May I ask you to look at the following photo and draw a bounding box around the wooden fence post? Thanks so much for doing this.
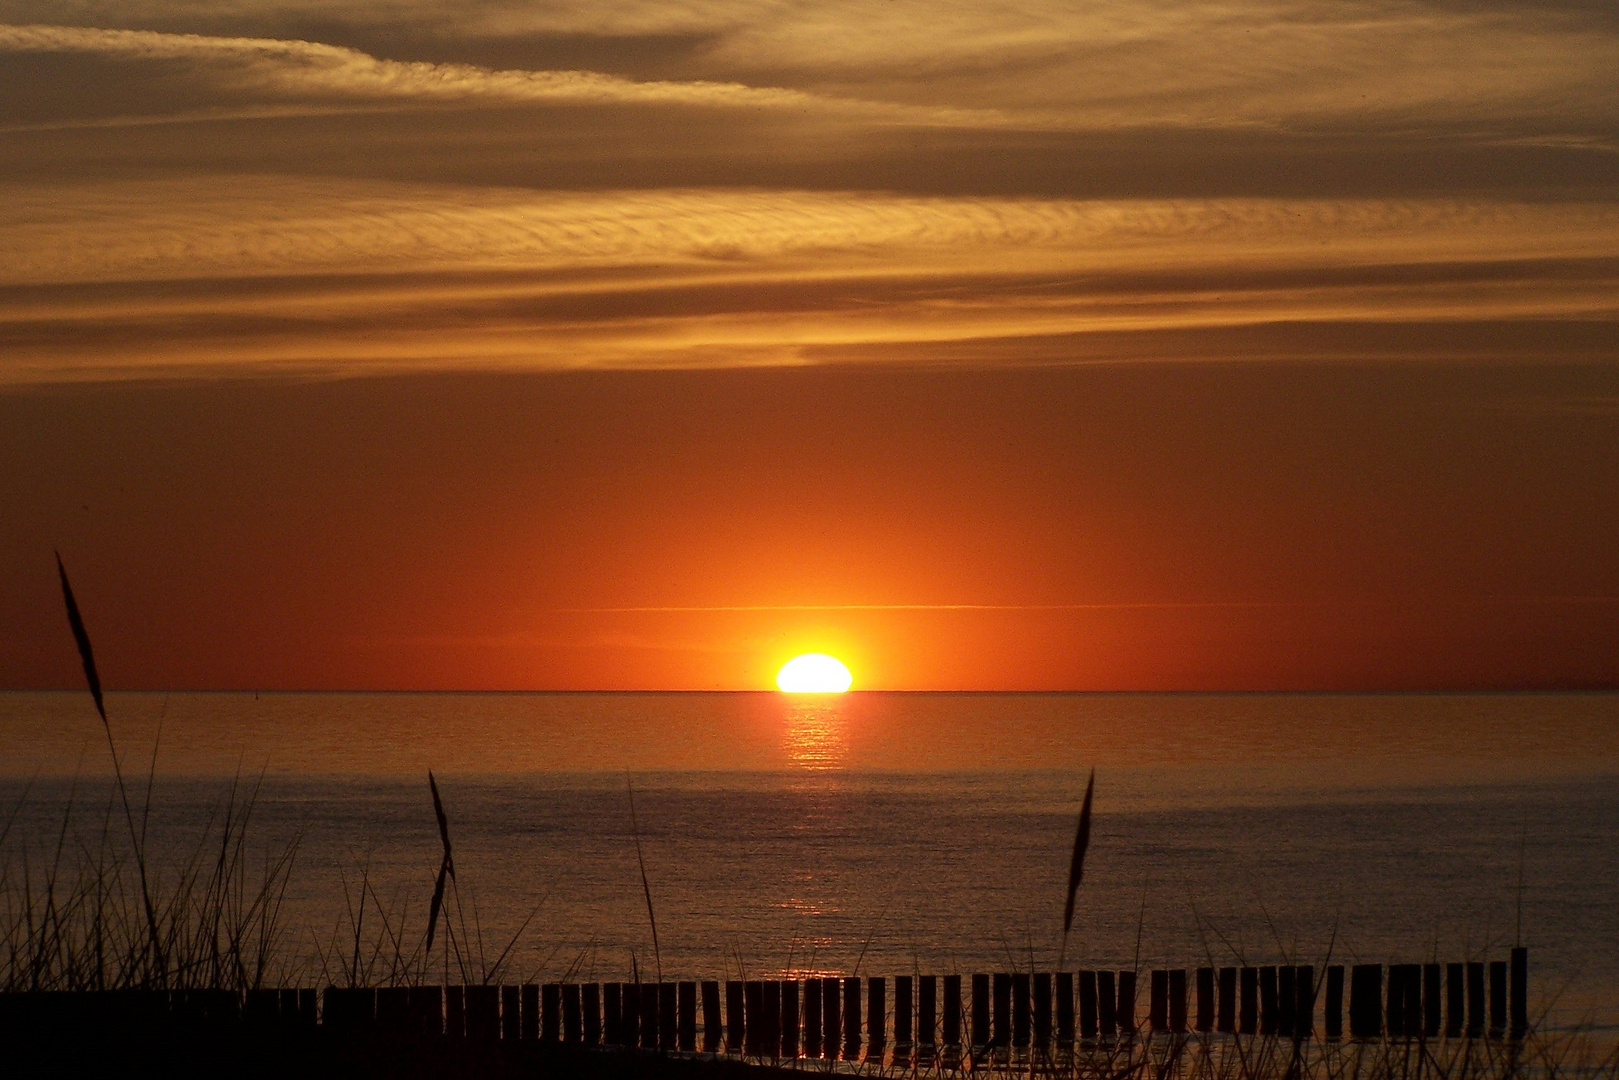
[781,978,798,1059]
[1296,966,1314,1039]
[1424,965,1441,1038]
[412,986,442,1037]
[1277,967,1296,1037]
[992,973,1011,1050]
[744,982,763,1056]
[822,977,841,1058]
[868,977,886,1061]
[1012,973,1030,1051]
[701,981,721,1052]
[563,984,581,1043]
[542,983,561,1042]
[1169,970,1188,1034]
[612,983,627,1048]
[1466,963,1485,1037]
[1117,972,1136,1038]
[1405,966,1424,1038]
[602,983,619,1045]
[584,983,601,1044]
[1150,970,1168,1033]
[1510,948,1527,1039]
[971,974,989,1052]
[1489,961,1507,1036]
[1054,972,1074,1047]
[943,974,962,1050]
[675,981,696,1053]
[523,984,540,1042]
[278,988,299,1029]
[640,983,660,1050]
[502,986,520,1042]
[1349,965,1381,1040]
[920,974,938,1052]
[1324,966,1343,1040]
[1239,968,1258,1034]
[842,977,861,1061]
[760,981,780,1059]
[660,983,678,1052]
[803,978,822,1058]
[1445,964,1463,1039]
[1033,973,1051,1053]
[446,986,465,1039]
[1386,965,1406,1038]
[726,981,744,1053]
[895,975,914,1057]
[1196,968,1214,1032]
[377,987,409,1030]
[1259,966,1278,1036]
[466,985,498,1042]
[1218,967,1237,1034]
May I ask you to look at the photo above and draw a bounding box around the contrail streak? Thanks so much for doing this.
[549,595,1619,614]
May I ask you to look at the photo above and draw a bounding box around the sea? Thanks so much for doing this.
[2,691,1616,1038]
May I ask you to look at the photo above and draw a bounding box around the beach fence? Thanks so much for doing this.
[0,950,1531,1071]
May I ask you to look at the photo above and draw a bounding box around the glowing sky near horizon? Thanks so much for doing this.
[1,0,1617,689]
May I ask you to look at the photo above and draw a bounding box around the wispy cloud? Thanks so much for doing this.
[0,23,994,127]
[10,0,1619,134]
[8,180,1619,286]
[2,4,1618,382]
[2,180,1618,381]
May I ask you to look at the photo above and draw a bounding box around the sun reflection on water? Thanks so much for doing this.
[782,698,849,770]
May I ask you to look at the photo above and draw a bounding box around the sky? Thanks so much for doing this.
[2,0,1618,690]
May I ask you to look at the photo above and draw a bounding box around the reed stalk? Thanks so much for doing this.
[1057,768,1095,972]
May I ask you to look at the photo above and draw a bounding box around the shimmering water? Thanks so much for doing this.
[2,692,1616,1034]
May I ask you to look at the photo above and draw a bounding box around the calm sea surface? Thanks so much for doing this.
[2,692,1616,1034]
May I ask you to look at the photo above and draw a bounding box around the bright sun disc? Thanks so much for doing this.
[776,653,853,693]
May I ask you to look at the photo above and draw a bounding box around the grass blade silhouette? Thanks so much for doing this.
[425,771,455,959]
[626,773,661,983]
[1057,767,1095,971]
[56,553,104,724]
[55,552,165,983]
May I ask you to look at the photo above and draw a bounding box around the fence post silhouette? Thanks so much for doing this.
[895,976,914,1059]
[1349,965,1381,1040]
[868,977,886,1062]
[1240,968,1258,1035]
[701,981,721,1052]
[1218,967,1237,1034]
[842,977,861,1061]
[920,974,938,1054]
[1324,966,1343,1040]
[1196,968,1214,1033]
[1117,972,1136,1038]
[584,983,602,1044]
[943,974,962,1054]
[678,981,697,1052]
[1055,972,1074,1048]
[1510,949,1528,1039]
[562,984,579,1043]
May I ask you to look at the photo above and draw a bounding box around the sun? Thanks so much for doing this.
[776,653,853,694]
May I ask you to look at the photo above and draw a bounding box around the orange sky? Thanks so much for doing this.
[4,363,1618,690]
[2,1,1618,689]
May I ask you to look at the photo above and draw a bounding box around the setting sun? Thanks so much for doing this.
[776,653,853,694]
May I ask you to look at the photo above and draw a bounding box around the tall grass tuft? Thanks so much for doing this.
[1058,767,1095,971]
[626,773,661,983]
[424,771,454,959]
[54,553,164,982]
